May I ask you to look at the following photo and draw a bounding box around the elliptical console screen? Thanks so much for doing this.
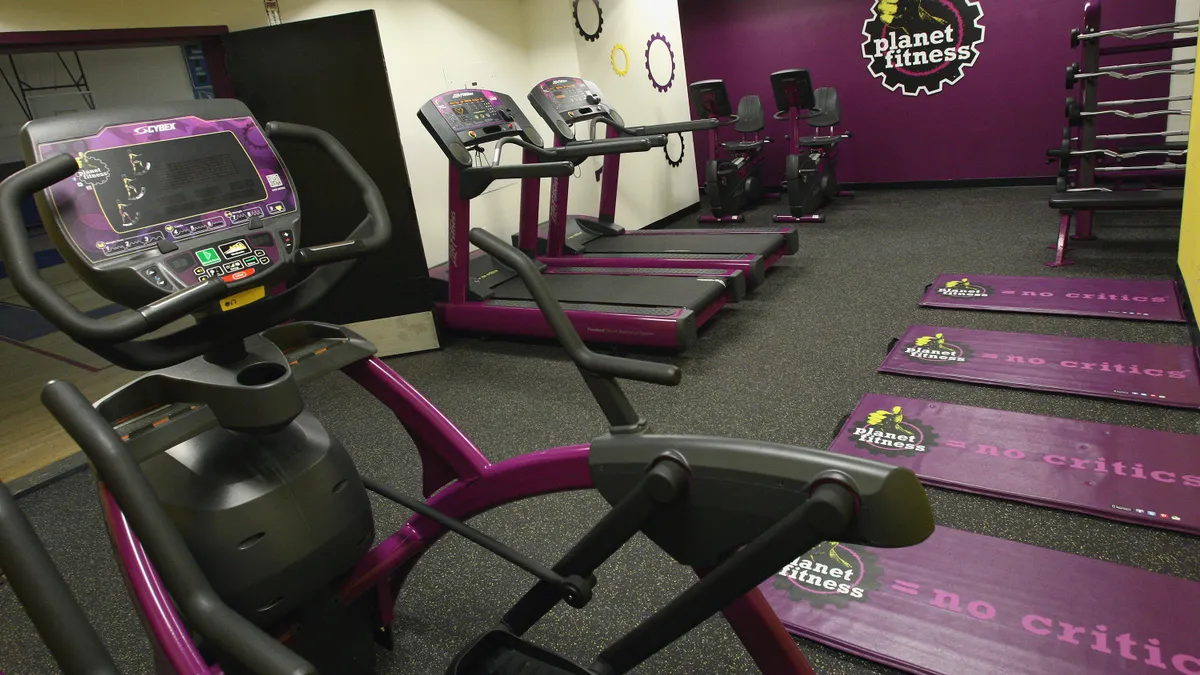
[36,116,297,264]
[432,90,506,132]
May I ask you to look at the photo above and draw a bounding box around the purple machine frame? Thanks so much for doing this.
[99,355,817,675]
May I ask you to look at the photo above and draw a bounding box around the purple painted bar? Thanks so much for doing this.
[598,124,621,223]
[761,527,1200,675]
[921,274,1186,322]
[100,486,211,675]
[880,325,1200,409]
[831,394,1200,535]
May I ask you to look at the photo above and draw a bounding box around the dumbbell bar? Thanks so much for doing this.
[1097,95,1192,108]
[1054,137,1187,174]
[1066,97,1190,126]
[1066,59,1196,88]
[1071,20,1199,48]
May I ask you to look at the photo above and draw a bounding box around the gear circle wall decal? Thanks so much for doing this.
[573,0,603,42]
[664,133,686,167]
[611,44,630,76]
[645,33,676,93]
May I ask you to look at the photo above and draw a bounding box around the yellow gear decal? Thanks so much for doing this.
[611,44,630,76]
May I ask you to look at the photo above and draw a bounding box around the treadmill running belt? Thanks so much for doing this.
[491,273,726,311]
[585,233,782,257]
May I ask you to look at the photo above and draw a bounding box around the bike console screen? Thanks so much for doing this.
[25,104,299,305]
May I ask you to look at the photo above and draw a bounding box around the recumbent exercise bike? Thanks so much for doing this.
[0,98,932,675]
[690,79,772,223]
[770,69,853,224]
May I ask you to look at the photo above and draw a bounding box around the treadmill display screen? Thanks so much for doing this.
[37,116,296,264]
[536,78,592,111]
[432,90,506,132]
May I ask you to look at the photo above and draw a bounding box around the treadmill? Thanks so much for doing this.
[420,88,732,350]
[522,77,801,285]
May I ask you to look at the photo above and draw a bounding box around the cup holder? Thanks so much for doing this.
[237,362,288,386]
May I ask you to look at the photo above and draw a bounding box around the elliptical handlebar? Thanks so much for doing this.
[468,228,681,387]
[40,380,318,675]
[0,156,230,343]
[0,121,391,369]
[265,122,392,268]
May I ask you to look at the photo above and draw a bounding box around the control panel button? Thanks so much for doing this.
[157,240,179,254]
[196,248,221,266]
[280,230,294,253]
[219,239,252,258]
[222,267,256,283]
[143,267,171,289]
[197,275,209,282]
[266,202,285,215]
[223,260,244,273]
[168,255,192,273]
[254,249,266,257]
[248,216,265,230]
[194,267,204,275]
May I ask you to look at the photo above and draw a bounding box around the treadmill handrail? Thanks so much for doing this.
[602,118,719,136]
[469,229,681,388]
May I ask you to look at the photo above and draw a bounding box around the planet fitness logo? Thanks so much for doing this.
[848,405,938,457]
[903,332,973,364]
[861,0,985,96]
[773,542,881,608]
[74,153,111,187]
[936,277,991,298]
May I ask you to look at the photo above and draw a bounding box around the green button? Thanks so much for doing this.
[196,248,221,265]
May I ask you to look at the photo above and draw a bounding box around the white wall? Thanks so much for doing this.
[0,47,196,163]
[573,0,700,232]
[282,0,699,268]
[0,0,268,32]
[1170,0,1199,132]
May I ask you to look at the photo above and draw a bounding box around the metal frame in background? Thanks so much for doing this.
[0,51,95,121]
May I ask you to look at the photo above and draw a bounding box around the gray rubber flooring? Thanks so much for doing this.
[1,186,1197,674]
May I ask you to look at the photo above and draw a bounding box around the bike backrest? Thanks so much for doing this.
[808,87,841,128]
[734,95,765,135]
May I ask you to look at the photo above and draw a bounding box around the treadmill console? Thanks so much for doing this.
[770,69,816,113]
[527,77,625,142]
[22,99,298,308]
[418,89,544,167]
[689,80,732,119]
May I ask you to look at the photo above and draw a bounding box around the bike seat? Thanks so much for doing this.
[724,140,766,152]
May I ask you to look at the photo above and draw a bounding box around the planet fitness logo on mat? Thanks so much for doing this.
[903,333,973,364]
[773,543,881,608]
[936,277,990,298]
[861,0,985,96]
[849,406,938,457]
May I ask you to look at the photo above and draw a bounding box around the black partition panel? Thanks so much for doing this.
[221,10,432,326]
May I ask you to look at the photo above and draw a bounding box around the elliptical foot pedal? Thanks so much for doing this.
[447,630,593,675]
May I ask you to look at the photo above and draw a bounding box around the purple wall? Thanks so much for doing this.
[679,0,1178,184]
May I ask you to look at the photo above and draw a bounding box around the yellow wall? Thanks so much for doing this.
[1180,67,1200,328]
[0,0,268,32]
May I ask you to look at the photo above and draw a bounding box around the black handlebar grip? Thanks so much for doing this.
[40,381,317,675]
[468,229,681,386]
[557,138,657,158]
[0,481,121,675]
[481,162,575,180]
[265,121,392,266]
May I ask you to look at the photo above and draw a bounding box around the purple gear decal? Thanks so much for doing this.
[645,33,676,93]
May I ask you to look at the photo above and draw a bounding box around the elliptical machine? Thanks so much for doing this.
[690,79,772,223]
[771,69,853,224]
[0,98,934,675]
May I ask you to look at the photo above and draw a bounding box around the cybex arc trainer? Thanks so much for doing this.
[524,77,801,285]
[0,98,935,675]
